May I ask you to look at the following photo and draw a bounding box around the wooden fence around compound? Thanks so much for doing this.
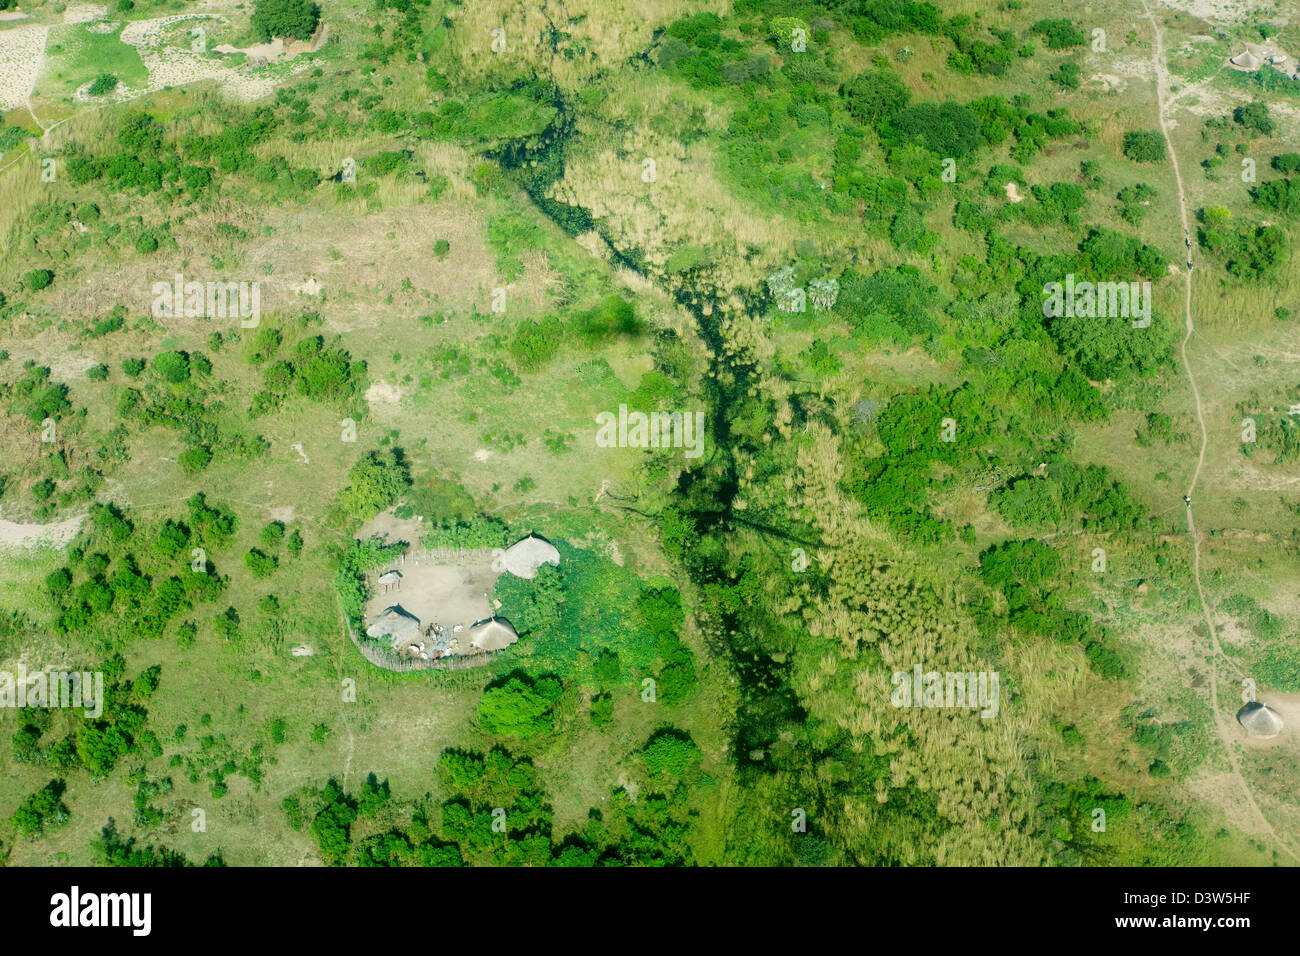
[343,619,499,673]
[403,546,499,566]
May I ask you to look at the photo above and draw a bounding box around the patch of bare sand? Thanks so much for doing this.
[0,23,48,112]
[1003,182,1023,203]
[211,21,327,64]
[357,511,423,545]
[62,4,107,24]
[0,511,85,549]
[365,382,401,406]
[1158,0,1273,23]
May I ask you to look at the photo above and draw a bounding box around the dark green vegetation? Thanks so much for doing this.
[1,0,1297,868]
[251,0,322,42]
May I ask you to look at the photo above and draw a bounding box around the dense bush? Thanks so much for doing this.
[251,0,321,42]
[334,449,410,521]
[1123,130,1166,163]
[477,673,563,738]
[23,269,54,291]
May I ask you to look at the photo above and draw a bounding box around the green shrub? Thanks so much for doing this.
[24,269,54,291]
[1123,130,1166,163]
[88,74,118,97]
[251,0,321,42]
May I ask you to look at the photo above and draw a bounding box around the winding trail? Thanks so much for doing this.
[1141,0,1298,863]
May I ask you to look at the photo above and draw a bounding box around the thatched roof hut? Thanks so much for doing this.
[1237,701,1284,739]
[378,570,402,585]
[1230,50,1262,70]
[495,534,561,579]
[366,605,420,646]
[468,616,518,652]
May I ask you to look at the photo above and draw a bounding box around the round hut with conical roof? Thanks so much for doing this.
[494,534,561,579]
[468,616,519,652]
[1237,701,1284,739]
[1230,49,1262,70]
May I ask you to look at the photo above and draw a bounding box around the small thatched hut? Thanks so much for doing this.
[366,605,421,646]
[468,616,519,652]
[495,534,561,579]
[1230,50,1262,70]
[1237,701,1284,739]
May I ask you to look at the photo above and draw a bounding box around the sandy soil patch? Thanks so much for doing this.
[472,448,491,462]
[0,24,48,112]
[114,14,293,103]
[269,505,295,523]
[0,511,85,550]
[212,23,328,64]
[1159,0,1272,22]
[63,4,107,24]
[1003,182,1023,203]
[364,382,401,406]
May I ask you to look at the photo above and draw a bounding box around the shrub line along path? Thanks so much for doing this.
[1140,0,1298,863]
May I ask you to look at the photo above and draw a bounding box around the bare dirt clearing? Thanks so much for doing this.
[0,511,85,549]
[0,24,48,112]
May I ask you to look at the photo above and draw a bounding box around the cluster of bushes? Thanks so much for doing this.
[66,107,320,199]
[291,734,701,866]
[248,328,367,417]
[836,266,940,343]
[993,458,1146,533]
[1252,160,1300,215]
[115,348,271,477]
[11,656,166,778]
[1040,777,1209,864]
[415,83,557,153]
[1235,390,1300,465]
[656,12,771,89]
[507,296,641,371]
[9,362,71,424]
[251,0,321,42]
[1122,130,1166,163]
[46,500,230,643]
[978,540,1128,679]
[477,671,564,738]
[1198,206,1289,280]
[1030,18,1088,49]
[945,17,1021,76]
[332,448,410,524]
